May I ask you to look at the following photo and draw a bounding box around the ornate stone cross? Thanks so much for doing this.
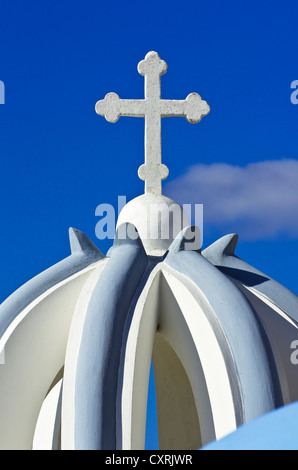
[95,51,210,195]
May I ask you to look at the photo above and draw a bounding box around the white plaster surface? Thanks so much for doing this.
[240,285,298,405]
[32,379,63,450]
[116,194,189,256]
[61,260,108,450]
[160,267,237,442]
[0,263,99,449]
[152,332,202,449]
[119,262,237,450]
[119,266,161,449]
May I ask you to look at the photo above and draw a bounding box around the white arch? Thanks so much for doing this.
[118,263,238,450]
[32,378,63,450]
[0,262,100,449]
[118,266,161,449]
[61,261,108,449]
[159,267,237,443]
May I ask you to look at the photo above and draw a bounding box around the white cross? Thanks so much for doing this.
[95,51,210,195]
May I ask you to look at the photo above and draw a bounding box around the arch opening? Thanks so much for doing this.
[152,331,202,450]
[120,266,238,449]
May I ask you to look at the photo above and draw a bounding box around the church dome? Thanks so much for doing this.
[1,50,298,452]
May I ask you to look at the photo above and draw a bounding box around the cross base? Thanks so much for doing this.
[138,163,169,195]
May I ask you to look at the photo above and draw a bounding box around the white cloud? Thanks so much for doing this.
[164,159,298,240]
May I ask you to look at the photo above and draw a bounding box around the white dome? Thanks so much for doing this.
[116,194,189,256]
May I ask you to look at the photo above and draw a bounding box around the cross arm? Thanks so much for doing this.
[160,93,210,123]
[95,92,146,123]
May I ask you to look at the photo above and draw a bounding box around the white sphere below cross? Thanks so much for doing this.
[116,194,189,256]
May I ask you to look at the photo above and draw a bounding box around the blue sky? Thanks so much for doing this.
[1,0,298,449]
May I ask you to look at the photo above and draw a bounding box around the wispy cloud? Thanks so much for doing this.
[164,159,298,240]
